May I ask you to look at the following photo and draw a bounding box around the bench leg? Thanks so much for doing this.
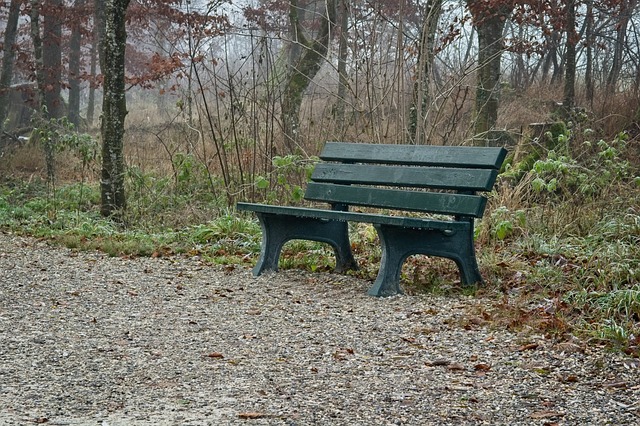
[367,224,482,297]
[253,213,358,276]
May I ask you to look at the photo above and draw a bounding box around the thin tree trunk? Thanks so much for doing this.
[281,0,336,152]
[68,0,85,128]
[334,0,349,134]
[43,0,64,119]
[607,0,637,90]
[87,0,104,126]
[30,0,57,186]
[409,0,442,145]
[0,0,21,132]
[100,0,130,219]
[563,0,576,109]
[86,32,97,126]
[585,0,594,107]
[467,1,510,142]
[30,0,46,109]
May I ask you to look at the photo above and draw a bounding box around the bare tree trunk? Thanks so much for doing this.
[540,31,561,85]
[0,0,21,133]
[100,0,130,219]
[86,33,98,126]
[43,0,64,119]
[563,0,576,110]
[607,0,637,90]
[87,0,104,126]
[334,0,349,135]
[281,0,336,152]
[30,0,46,109]
[30,0,58,186]
[512,23,527,91]
[467,1,510,142]
[585,0,594,107]
[409,0,442,145]
[68,0,86,128]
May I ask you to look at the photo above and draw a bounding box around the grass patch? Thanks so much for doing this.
[0,127,639,356]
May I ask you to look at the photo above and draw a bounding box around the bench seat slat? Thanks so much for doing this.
[311,163,498,191]
[304,183,487,217]
[320,142,507,169]
[236,203,471,231]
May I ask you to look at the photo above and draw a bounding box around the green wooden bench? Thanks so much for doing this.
[237,142,507,297]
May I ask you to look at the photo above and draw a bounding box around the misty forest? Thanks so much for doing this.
[0,0,639,353]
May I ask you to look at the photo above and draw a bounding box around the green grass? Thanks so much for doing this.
[0,130,639,356]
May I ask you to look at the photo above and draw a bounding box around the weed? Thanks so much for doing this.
[1,109,640,355]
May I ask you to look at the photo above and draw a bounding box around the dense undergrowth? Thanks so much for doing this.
[0,125,639,356]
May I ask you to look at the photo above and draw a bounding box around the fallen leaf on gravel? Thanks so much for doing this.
[332,348,354,361]
[206,352,224,358]
[426,359,450,367]
[558,374,579,383]
[602,381,628,389]
[530,411,565,419]
[474,363,491,371]
[468,316,487,326]
[554,342,584,353]
[238,412,267,419]
[447,362,465,371]
[517,343,539,351]
[31,418,49,424]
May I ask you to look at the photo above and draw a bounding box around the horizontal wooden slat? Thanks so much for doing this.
[311,163,498,191]
[304,183,487,217]
[320,142,507,169]
[236,203,471,231]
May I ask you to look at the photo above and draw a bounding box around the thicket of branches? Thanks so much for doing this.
[1,0,640,206]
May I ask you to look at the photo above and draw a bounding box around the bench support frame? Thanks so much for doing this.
[253,212,358,276]
[368,221,481,297]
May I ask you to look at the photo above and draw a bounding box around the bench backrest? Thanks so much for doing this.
[307,142,507,218]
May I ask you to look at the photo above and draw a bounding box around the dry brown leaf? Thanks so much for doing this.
[558,374,579,383]
[530,411,565,419]
[206,352,224,359]
[602,381,627,389]
[447,362,466,371]
[426,359,451,367]
[517,343,539,351]
[238,412,267,419]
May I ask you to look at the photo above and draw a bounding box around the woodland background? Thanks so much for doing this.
[0,0,639,354]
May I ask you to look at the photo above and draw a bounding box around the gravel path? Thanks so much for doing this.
[0,231,638,425]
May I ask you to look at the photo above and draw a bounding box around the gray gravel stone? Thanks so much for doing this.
[0,231,638,425]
